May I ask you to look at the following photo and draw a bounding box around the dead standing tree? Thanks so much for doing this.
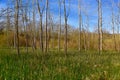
[48,14,54,50]
[15,0,20,55]
[6,1,11,48]
[20,0,29,53]
[78,0,82,52]
[117,0,120,52]
[32,0,37,51]
[58,0,62,51]
[97,0,102,53]
[37,0,45,52]
[45,0,48,52]
[25,5,29,54]
[63,0,70,54]
[82,2,90,51]
[111,0,117,51]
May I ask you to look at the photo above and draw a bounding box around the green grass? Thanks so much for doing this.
[0,49,120,80]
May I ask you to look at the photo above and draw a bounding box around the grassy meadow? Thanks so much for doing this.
[0,49,120,80]
[1,0,120,79]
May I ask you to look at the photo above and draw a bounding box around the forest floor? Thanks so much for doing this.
[0,49,120,80]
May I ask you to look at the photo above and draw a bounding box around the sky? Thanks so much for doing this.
[0,0,119,32]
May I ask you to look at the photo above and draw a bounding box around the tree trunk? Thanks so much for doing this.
[45,0,48,52]
[32,0,37,51]
[15,0,20,55]
[63,0,68,54]
[98,0,102,53]
[6,7,10,48]
[117,1,120,52]
[58,0,61,51]
[37,0,44,52]
[78,0,82,51]
[112,12,117,51]
[40,15,44,52]
[111,1,117,51]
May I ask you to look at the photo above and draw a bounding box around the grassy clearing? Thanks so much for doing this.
[0,49,120,80]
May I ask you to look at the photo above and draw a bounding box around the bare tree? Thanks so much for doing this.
[15,0,20,55]
[58,0,62,51]
[32,0,37,51]
[78,0,82,51]
[45,0,48,52]
[84,9,90,51]
[6,1,10,48]
[63,0,70,54]
[21,0,29,53]
[47,2,53,51]
[98,0,102,53]
[111,0,117,51]
[25,5,29,53]
[48,14,54,50]
[82,26,87,51]
[37,0,45,52]
[117,0,120,52]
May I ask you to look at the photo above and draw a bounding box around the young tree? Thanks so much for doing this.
[48,14,54,50]
[78,0,82,51]
[25,5,29,54]
[58,0,62,51]
[15,0,20,55]
[117,0,120,52]
[63,0,70,54]
[47,2,54,51]
[21,0,29,53]
[37,0,45,52]
[6,1,11,48]
[98,0,102,53]
[82,26,87,51]
[111,0,117,51]
[45,0,49,52]
[84,8,90,51]
[32,0,37,51]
